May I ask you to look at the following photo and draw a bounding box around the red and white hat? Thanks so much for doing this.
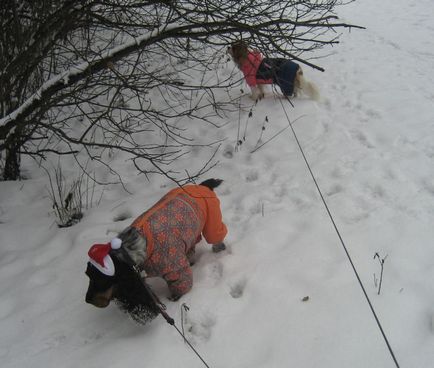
[88,238,122,276]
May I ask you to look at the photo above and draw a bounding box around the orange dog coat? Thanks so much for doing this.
[131,184,227,297]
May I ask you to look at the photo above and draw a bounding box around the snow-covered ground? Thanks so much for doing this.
[1,0,434,367]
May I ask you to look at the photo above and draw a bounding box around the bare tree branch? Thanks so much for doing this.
[0,0,362,182]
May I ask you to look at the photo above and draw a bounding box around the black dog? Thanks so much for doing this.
[85,179,227,322]
[85,249,161,323]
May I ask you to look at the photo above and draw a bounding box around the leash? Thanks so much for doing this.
[141,279,211,368]
[116,247,212,368]
[278,96,401,368]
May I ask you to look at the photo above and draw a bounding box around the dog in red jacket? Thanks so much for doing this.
[228,40,320,101]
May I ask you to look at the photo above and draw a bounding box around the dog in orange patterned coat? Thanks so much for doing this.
[85,179,227,311]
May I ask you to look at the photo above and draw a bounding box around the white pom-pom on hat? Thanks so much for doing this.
[111,237,122,249]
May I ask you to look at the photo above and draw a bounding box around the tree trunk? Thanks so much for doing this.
[3,136,21,180]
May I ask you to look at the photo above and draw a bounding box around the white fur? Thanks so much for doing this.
[249,72,320,102]
[297,74,320,101]
[250,85,265,101]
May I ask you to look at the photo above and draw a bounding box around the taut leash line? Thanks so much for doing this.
[143,281,211,368]
[280,97,400,368]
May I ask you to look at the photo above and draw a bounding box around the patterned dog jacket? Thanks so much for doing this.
[130,184,227,297]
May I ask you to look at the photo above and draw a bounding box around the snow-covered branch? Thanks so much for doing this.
[1,0,362,181]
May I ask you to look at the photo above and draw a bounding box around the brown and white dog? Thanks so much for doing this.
[85,179,227,321]
[228,41,320,101]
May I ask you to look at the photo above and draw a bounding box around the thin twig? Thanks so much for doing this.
[251,115,305,153]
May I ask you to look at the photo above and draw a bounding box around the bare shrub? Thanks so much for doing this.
[45,164,102,227]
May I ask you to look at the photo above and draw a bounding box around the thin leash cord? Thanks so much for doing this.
[279,97,401,368]
[171,322,211,368]
[155,301,211,368]
[135,268,212,368]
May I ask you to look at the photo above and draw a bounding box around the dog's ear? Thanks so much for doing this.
[109,255,160,325]
[110,249,134,276]
[110,248,127,265]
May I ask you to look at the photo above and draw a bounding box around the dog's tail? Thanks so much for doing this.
[200,178,223,191]
[299,74,320,101]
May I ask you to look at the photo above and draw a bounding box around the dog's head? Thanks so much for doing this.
[85,237,159,323]
[227,40,249,67]
[85,238,123,308]
[85,262,117,308]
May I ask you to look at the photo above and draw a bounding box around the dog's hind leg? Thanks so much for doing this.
[250,86,265,101]
[296,69,320,101]
[293,68,302,98]
[165,264,193,300]
[258,84,265,99]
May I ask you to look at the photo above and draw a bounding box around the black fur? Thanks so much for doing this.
[109,255,160,324]
[85,255,159,324]
[85,263,115,296]
[200,178,223,190]
[85,178,225,323]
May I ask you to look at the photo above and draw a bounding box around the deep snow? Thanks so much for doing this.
[1,0,434,367]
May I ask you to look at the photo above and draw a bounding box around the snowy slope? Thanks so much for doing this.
[1,0,434,367]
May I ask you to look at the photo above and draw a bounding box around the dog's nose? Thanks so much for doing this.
[85,289,98,305]
[85,295,110,308]
[85,292,93,304]
[86,288,111,308]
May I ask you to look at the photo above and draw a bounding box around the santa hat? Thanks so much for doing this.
[88,238,122,276]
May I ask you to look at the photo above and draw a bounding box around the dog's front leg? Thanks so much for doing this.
[258,84,265,99]
[250,86,265,101]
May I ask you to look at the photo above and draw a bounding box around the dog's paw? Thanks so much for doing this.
[249,93,264,102]
[250,86,265,102]
[212,242,226,253]
[168,294,182,302]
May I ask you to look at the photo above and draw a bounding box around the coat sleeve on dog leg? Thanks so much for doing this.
[164,265,193,299]
[202,196,228,245]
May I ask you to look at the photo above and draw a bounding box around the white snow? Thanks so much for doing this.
[1,0,434,367]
